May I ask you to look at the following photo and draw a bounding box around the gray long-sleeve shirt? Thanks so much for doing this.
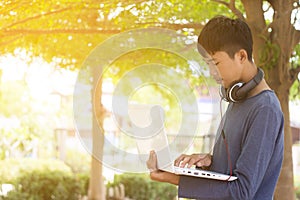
[178,90,284,200]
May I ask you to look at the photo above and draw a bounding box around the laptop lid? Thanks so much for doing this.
[128,104,173,171]
[129,104,237,181]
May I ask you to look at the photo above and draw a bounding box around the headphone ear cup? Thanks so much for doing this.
[221,68,264,103]
[228,82,244,102]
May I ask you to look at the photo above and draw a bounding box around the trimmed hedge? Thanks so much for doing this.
[107,173,177,200]
[0,158,72,184]
[0,159,88,200]
[1,159,177,200]
[3,170,84,200]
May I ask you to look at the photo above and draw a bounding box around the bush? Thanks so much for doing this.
[64,149,91,174]
[0,158,72,184]
[4,170,82,200]
[295,175,300,200]
[0,158,89,200]
[76,172,90,196]
[107,173,177,200]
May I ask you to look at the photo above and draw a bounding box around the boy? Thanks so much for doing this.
[147,15,284,200]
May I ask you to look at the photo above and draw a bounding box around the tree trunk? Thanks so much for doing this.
[88,67,105,200]
[88,156,105,200]
[273,83,296,200]
[241,1,296,199]
[263,45,295,199]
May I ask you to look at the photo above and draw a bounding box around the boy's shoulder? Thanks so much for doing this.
[245,90,282,114]
[230,90,282,115]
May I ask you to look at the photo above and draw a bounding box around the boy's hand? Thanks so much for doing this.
[146,150,159,172]
[146,150,179,185]
[174,153,212,168]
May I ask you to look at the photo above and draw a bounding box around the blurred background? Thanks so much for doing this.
[0,1,300,200]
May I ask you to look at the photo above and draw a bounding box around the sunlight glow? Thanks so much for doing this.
[0,52,77,100]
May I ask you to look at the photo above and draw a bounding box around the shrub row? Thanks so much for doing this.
[3,170,88,200]
[0,159,88,200]
[0,159,177,200]
[107,173,177,200]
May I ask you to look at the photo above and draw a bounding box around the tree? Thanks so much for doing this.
[1,1,299,199]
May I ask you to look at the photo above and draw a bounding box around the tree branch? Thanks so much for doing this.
[0,1,32,14]
[292,28,300,48]
[0,35,23,47]
[211,0,229,7]
[292,5,300,27]
[289,65,300,84]
[3,7,73,29]
[228,0,245,20]
[1,21,204,37]
[136,21,204,29]
[263,3,272,13]
[212,0,245,20]
[266,0,276,10]
[1,28,122,35]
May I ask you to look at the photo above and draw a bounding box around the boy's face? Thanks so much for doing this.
[209,51,244,89]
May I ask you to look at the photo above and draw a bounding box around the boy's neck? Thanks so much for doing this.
[242,63,271,98]
[248,78,271,98]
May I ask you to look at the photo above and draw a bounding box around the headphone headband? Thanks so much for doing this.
[221,68,264,102]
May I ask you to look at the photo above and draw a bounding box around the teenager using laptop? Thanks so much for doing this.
[147,15,284,200]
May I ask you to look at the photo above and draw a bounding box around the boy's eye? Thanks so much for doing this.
[205,59,217,66]
[215,62,220,65]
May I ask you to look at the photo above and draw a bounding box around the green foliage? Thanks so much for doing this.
[0,158,89,200]
[0,78,57,159]
[1,1,109,69]
[64,149,91,174]
[0,0,232,70]
[4,170,83,200]
[106,48,210,94]
[107,173,177,200]
[102,48,214,133]
[295,174,300,200]
[258,37,281,70]
[0,158,72,184]
[290,44,300,100]
[290,79,300,100]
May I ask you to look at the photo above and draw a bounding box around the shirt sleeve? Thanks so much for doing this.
[178,105,284,200]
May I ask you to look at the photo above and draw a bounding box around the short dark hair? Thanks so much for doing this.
[198,15,253,62]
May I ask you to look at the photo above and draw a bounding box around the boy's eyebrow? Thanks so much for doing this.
[204,58,216,63]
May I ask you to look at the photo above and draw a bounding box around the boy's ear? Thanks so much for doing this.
[237,49,248,63]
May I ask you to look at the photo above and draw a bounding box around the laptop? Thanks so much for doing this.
[128,104,237,181]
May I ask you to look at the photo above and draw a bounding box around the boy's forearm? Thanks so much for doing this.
[150,171,180,185]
